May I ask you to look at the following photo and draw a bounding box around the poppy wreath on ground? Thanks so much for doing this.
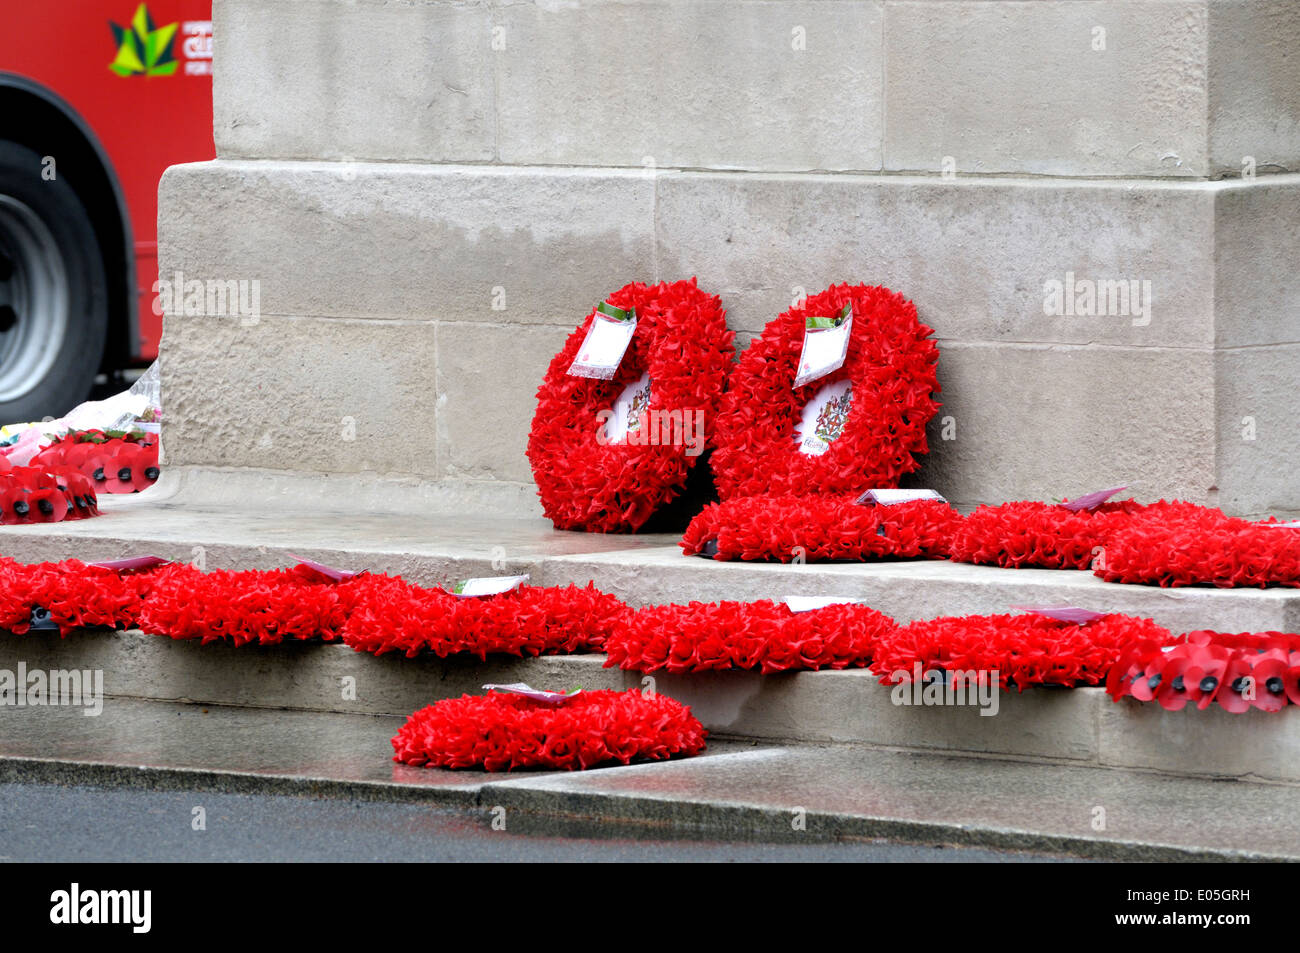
[0,465,100,524]
[871,612,1173,691]
[341,578,629,659]
[946,498,1160,570]
[392,688,707,771]
[709,284,939,501]
[31,430,160,495]
[603,598,897,674]
[0,558,146,635]
[526,278,733,533]
[137,563,371,646]
[681,494,964,562]
[1096,506,1300,588]
[1107,630,1300,712]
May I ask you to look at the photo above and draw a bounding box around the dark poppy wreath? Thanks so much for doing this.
[1097,507,1300,588]
[31,430,160,495]
[709,283,939,501]
[603,598,897,674]
[1108,630,1300,712]
[526,278,733,533]
[681,495,963,562]
[392,688,707,771]
[341,577,629,659]
[872,612,1173,690]
[0,465,101,524]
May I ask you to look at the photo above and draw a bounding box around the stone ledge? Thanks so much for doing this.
[4,627,1297,784]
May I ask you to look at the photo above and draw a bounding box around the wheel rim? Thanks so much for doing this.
[0,196,70,404]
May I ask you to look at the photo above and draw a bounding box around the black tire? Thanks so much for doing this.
[0,139,108,422]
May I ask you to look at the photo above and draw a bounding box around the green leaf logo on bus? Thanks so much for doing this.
[108,4,179,77]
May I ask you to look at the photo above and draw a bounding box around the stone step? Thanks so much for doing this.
[4,486,1297,633]
[5,625,1296,786]
[2,697,1293,861]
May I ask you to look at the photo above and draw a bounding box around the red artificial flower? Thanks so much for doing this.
[0,466,100,524]
[1108,630,1300,713]
[1097,506,1300,588]
[947,498,1155,570]
[709,283,939,501]
[603,598,896,674]
[138,563,368,646]
[681,494,963,562]
[0,557,152,635]
[341,577,630,659]
[526,278,733,532]
[874,612,1172,691]
[32,432,160,495]
[392,688,707,771]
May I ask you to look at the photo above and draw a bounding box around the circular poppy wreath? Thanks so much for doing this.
[603,598,897,674]
[138,563,367,646]
[871,612,1172,691]
[681,495,963,562]
[31,430,160,495]
[0,464,101,524]
[527,278,733,533]
[947,498,1153,570]
[341,577,629,659]
[1097,506,1300,588]
[1108,630,1300,712]
[392,689,707,771]
[0,557,143,635]
[710,283,939,501]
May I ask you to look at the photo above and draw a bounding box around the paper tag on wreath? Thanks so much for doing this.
[1058,486,1128,511]
[288,553,363,581]
[452,574,530,597]
[795,379,853,456]
[1264,520,1300,529]
[784,596,860,613]
[793,304,852,388]
[567,301,637,380]
[1010,605,1109,624]
[482,682,582,705]
[603,372,651,445]
[857,489,948,506]
[88,555,171,571]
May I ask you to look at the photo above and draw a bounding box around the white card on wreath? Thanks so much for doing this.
[567,303,637,380]
[793,305,852,389]
[482,682,582,704]
[795,378,853,456]
[603,372,651,445]
[785,596,860,613]
[453,574,530,597]
[857,488,948,506]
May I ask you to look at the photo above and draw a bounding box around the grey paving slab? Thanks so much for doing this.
[0,699,1288,860]
[489,743,1300,861]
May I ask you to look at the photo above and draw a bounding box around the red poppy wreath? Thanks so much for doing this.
[603,598,897,674]
[1107,629,1300,712]
[1096,506,1300,588]
[392,688,707,771]
[872,612,1173,690]
[681,494,963,562]
[710,283,939,501]
[947,498,1153,570]
[341,577,629,659]
[527,278,733,533]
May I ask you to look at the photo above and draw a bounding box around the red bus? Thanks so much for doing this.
[0,1,213,421]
